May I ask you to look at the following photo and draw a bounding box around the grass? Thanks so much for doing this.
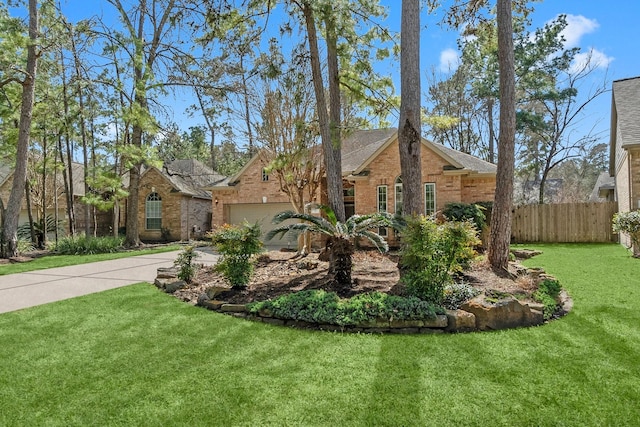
[1,243,639,426]
[0,244,182,276]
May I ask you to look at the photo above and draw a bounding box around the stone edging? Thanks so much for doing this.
[155,266,572,334]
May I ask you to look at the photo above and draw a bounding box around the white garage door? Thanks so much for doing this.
[228,203,299,248]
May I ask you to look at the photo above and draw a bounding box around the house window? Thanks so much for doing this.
[394,176,403,215]
[262,168,269,182]
[377,185,388,236]
[425,183,436,216]
[146,192,162,230]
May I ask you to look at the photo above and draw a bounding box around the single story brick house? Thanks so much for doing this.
[135,159,225,242]
[606,76,640,251]
[209,129,497,246]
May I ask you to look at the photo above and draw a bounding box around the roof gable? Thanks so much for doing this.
[343,129,496,176]
[147,159,226,199]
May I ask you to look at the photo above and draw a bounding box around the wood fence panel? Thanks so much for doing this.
[512,202,618,243]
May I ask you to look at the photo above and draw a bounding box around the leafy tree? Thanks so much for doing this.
[266,206,393,292]
[514,18,609,204]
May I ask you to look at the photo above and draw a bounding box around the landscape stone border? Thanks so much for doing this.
[156,263,572,334]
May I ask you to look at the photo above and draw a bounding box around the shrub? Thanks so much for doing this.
[443,282,480,309]
[174,246,200,283]
[612,210,640,256]
[54,234,125,255]
[248,290,441,326]
[399,216,480,304]
[442,202,487,232]
[533,279,562,320]
[209,222,263,288]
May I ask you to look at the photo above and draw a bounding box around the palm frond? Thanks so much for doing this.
[358,230,389,253]
[272,210,334,231]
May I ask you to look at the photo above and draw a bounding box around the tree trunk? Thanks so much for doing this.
[398,0,423,216]
[325,11,346,223]
[487,97,495,164]
[25,180,37,247]
[3,0,38,258]
[327,236,354,290]
[59,49,76,237]
[302,2,345,222]
[488,0,516,274]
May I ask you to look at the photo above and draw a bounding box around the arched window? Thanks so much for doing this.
[394,176,403,215]
[146,192,162,230]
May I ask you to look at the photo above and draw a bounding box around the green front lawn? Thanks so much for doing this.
[1,243,639,426]
[0,244,182,276]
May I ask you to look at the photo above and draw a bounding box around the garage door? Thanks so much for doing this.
[228,203,299,248]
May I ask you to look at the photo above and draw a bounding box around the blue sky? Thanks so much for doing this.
[51,0,640,146]
[392,1,638,145]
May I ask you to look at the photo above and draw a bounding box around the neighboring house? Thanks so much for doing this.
[209,128,497,246]
[136,159,225,242]
[609,76,640,249]
[589,171,615,202]
[0,161,112,237]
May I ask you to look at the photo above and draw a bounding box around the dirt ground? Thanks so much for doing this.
[173,249,536,305]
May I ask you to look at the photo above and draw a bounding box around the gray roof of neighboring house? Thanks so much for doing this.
[589,171,616,201]
[161,159,226,199]
[0,162,86,196]
[612,77,640,149]
[341,128,496,176]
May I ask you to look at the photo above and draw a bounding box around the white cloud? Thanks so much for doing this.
[559,14,599,48]
[571,48,614,73]
[439,48,460,73]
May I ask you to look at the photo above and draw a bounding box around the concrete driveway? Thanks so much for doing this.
[0,248,219,314]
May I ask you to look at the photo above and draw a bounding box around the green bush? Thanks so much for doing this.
[248,290,441,326]
[210,222,263,288]
[174,246,200,283]
[399,216,480,304]
[533,278,562,320]
[54,234,125,255]
[443,282,480,309]
[442,202,487,232]
[612,210,640,256]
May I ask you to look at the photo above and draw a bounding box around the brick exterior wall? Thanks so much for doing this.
[351,142,496,215]
[137,168,212,241]
[211,156,311,227]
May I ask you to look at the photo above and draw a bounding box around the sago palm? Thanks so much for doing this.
[265,206,393,291]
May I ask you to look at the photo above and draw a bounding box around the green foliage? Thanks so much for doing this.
[533,278,562,320]
[173,246,200,283]
[248,290,440,326]
[442,202,487,231]
[399,216,480,304]
[443,282,480,309]
[210,222,263,288]
[612,210,640,253]
[267,206,393,253]
[268,206,393,287]
[17,215,65,243]
[54,234,125,255]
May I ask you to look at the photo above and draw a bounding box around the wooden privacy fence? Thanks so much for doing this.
[511,202,618,243]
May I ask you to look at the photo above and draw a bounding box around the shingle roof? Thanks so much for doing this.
[341,128,398,173]
[341,128,496,176]
[161,159,226,199]
[612,77,640,149]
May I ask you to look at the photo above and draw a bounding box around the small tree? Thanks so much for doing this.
[210,222,263,288]
[612,211,640,258]
[266,206,393,292]
[399,216,480,304]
